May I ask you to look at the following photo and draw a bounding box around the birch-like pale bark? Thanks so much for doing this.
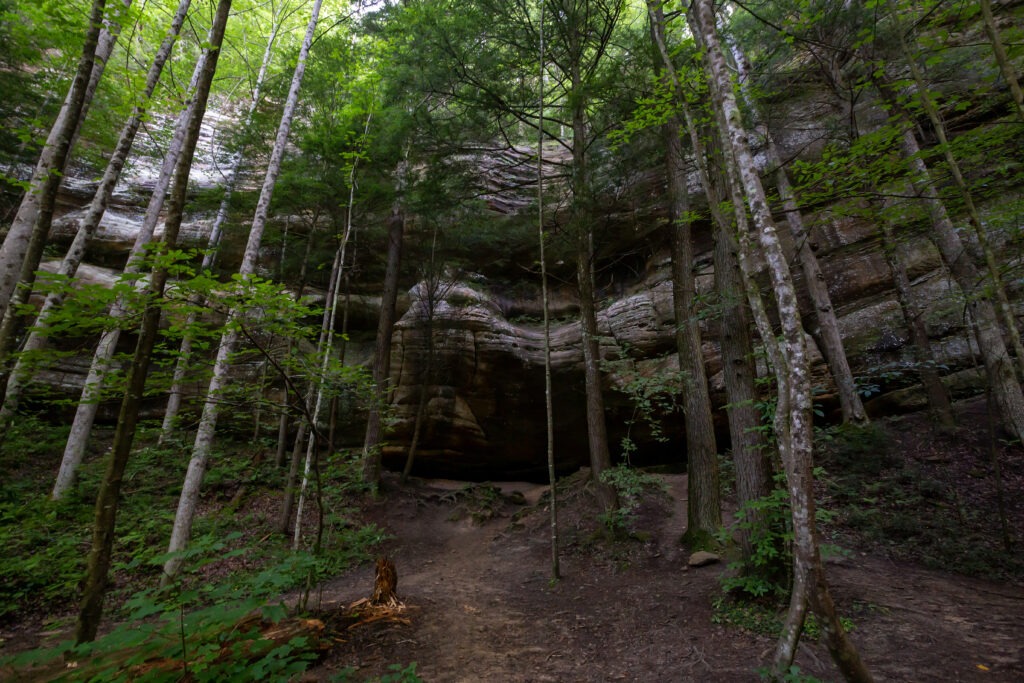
[0,0,193,429]
[51,50,209,500]
[728,41,867,425]
[689,2,873,680]
[293,235,348,549]
[0,0,129,319]
[74,0,229,642]
[163,0,324,583]
[892,121,1024,439]
[160,7,285,440]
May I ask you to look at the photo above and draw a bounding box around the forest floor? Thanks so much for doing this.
[303,400,1024,682]
[2,398,1023,682]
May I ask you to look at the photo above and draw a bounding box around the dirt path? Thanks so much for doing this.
[304,475,1024,682]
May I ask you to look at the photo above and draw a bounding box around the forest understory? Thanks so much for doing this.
[2,395,1021,682]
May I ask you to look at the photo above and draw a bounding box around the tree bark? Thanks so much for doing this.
[664,115,721,544]
[51,46,210,500]
[896,32,1024,381]
[74,0,229,641]
[360,205,405,489]
[0,0,124,319]
[0,0,193,429]
[979,0,1024,121]
[690,2,873,679]
[279,421,307,534]
[649,5,721,544]
[879,218,955,430]
[160,4,285,439]
[729,42,867,425]
[647,0,769,558]
[163,0,324,583]
[870,69,1024,439]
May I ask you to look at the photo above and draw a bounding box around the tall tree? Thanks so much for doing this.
[647,1,768,560]
[159,0,296,440]
[647,2,720,546]
[163,0,326,583]
[538,0,559,579]
[548,0,623,511]
[0,0,194,429]
[74,0,231,643]
[0,0,126,319]
[729,40,868,425]
[50,49,209,500]
[688,2,872,679]
[360,187,405,489]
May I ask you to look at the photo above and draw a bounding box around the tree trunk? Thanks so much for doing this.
[874,85,1024,439]
[0,0,119,319]
[51,49,209,500]
[0,0,193,429]
[279,421,308,534]
[729,41,867,425]
[896,33,1024,381]
[294,229,350,549]
[664,116,722,544]
[370,557,399,606]
[979,0,1024,121]
[163,0,324,583]
[690,2,873,680]
[537,5,559,580]
[361,206,405,489]
[75,0,229,641]
[160,5,285,440]
[879,218,955,430]
[647,0,771,560]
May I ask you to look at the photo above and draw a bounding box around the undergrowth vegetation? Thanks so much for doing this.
[0,414,387,679]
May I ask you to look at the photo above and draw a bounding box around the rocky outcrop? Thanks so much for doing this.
[375,199,1019,478]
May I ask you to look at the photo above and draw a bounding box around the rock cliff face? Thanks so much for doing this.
[378,208,1018,479]
[6,96,1021,480]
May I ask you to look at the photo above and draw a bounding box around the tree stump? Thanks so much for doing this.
[370,556,399,606]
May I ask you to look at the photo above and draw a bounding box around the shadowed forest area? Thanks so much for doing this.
[0,0,1022,681]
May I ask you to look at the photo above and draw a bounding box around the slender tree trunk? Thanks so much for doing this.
[538,3,559,580]
[879,218,955,429]
[0,0,193,429]
[896,32,1024,381]
[650,7,721,544]
[275,412,291,467]
[279,421,307,534]
[647,0,769,558]
[74,0,229,641]
[402,228,441,485]
[51,49,209,500]
[568,55,616,512]
[401,322,433,484]
[872,75,1024,439]
[0,0,123,319]
[360,206,405,489]
[690,3,873,680]
[294,230,350,548]
[163,0,324,583]
[979,0,1024,121]
[160,6,285,439]
[665,116,721,544]
[729,42,867,425]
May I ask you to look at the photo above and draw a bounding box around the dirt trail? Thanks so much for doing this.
[307,474,1024,682]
